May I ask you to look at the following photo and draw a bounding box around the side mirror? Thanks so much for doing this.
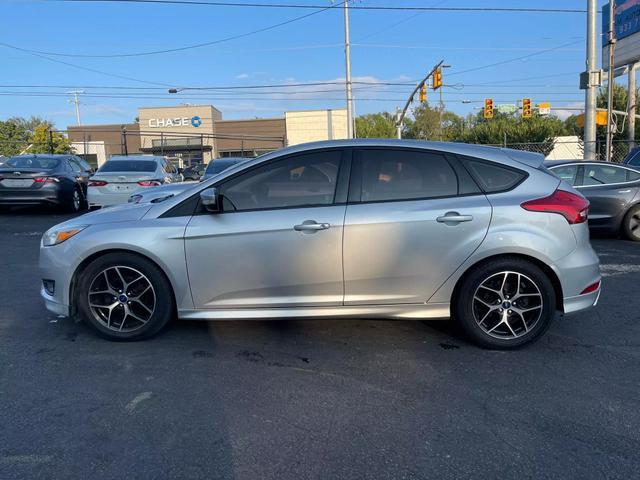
[200,187,219,213]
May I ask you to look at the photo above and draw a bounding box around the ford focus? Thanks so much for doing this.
[39,140,601,349]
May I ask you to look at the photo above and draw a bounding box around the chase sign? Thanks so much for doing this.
[148,116,203,128]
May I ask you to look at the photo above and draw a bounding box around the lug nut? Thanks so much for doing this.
[499,308,504,313]
[508,310,513,315]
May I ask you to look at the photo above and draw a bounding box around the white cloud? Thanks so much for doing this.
[235,73,250,80]
[553,102,584,121]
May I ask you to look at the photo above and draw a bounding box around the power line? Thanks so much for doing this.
[50,1,589,14]
[9,2,343,58]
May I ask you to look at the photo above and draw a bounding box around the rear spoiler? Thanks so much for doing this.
[501,148,545,169]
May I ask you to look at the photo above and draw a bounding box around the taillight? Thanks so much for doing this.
[521,189,590,224]
[88,180,108,187]
[33,177,59,184]
[137,180,162,187]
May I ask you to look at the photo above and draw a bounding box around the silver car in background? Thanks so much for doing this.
[39,140,600,349]
[127,157,247,205]
[87,155,182,209]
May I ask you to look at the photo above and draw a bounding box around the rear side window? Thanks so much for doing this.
[627,169,640,181]
[583,165,627,185]
[354,149,458,202]
[464,159,526,193]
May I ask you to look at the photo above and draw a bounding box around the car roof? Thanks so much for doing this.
[545,159,640,173]
[236,139,545,170]
[108,155,163,161]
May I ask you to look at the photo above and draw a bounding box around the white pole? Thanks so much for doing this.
[628,63,637,150]
[584,0,598,160]
[344,1,354,139]
[606,0,617,161]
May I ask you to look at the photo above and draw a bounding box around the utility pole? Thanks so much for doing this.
[438,64,451,141]
[584,0,598,160]
[396,107,402,139]
[67,90,84,126]
[606,0,617,162]
[628,63,637,150]
[343,0,354,139]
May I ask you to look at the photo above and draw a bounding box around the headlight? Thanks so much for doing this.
[42,225,88,246]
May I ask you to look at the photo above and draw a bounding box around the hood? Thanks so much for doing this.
[53,203,153,231]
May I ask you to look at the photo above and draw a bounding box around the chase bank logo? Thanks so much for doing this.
[191,116,202,127]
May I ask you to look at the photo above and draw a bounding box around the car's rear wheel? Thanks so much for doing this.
[67,187,82,213]
[76,253,174,341]
[622,205,640,242]
[453,257,556,349]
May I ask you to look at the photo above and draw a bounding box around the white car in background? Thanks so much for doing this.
[88,155,182,209]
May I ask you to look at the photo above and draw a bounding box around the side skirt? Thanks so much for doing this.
[178,303,451,321]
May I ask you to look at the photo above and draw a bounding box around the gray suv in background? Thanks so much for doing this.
[39,140,600,349]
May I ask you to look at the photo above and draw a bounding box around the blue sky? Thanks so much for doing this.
[0,0,603,128]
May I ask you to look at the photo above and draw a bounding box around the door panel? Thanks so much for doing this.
[343,195,492,305]
[577,165,637,226]
[185,206,345,308]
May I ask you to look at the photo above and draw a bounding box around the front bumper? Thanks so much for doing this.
[39,240,78,318]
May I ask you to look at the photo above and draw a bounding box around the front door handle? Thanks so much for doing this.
[436,212,474,224]
[294,221,330,232]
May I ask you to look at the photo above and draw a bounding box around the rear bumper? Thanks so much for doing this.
[0,188,62,205]
[87,189,134,207]
[563,286,601,314]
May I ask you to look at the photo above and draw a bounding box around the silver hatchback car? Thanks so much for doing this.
[39,140,601,349]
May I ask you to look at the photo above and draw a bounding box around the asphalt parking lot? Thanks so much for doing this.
[1,209,639,480]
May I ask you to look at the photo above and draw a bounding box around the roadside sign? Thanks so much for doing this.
[538,102,551,116]
[496,104,517,114]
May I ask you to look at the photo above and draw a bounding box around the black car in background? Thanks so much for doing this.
[546,160,640,241]
[0,154,94,212]
[181,163,207,181]
[623,147,640,167]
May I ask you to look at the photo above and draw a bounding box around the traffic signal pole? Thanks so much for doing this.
[395,60,444,139]
[584,0,598,160]
[343,1,354,139]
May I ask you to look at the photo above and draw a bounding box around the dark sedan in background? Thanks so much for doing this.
[546,160,640,241]
[181,163,207,181]
[0,154,93,212]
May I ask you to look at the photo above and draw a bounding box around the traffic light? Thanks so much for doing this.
[433,67,443,90]
[484,98,494,119]
[522,98,533,118]
[419,84,427,103]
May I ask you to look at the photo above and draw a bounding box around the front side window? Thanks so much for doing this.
[355,149,458,202]
[219,150,341,211]
[550,165,579,186]
[68,159,83,173]
[583,165,628,186]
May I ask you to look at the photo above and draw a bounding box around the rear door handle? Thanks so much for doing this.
[436,212,474,224]
[294,221,330,232]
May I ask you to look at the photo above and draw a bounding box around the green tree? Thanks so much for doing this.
[29,124,73,154]
[403,103,462,141]
[355,112,397,138]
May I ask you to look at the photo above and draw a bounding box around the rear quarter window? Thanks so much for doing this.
[463,158,527,193]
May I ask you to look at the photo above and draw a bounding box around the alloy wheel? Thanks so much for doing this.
[629,212,640,239]
[87,266,156,333]
[472,271,543,340]
[72,190,80,211]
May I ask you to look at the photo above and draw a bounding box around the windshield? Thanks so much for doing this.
[206,159,243,175]
[4,156,61,170]
[98,160,157,173]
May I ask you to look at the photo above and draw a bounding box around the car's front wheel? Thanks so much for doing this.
[76,253,174,341]
[453,257,557,349]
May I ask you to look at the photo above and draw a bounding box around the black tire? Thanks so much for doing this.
[67,187,82,213]
[76,252,174,341]
[622,205,640,242]
[453,257,557,350]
